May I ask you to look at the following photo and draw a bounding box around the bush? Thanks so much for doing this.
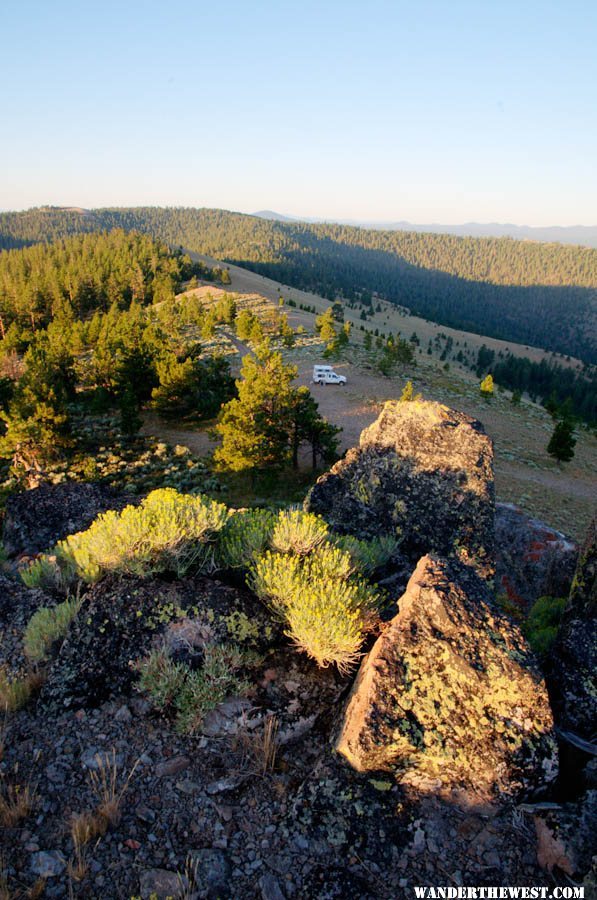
[524,595,567,657]
[270,509,329,556]
[138,644,250,734]
[333,533,399,575]
[23,597,82,662]
[21,488,230,587]
[250,544,378,672]
[217,508,276,569]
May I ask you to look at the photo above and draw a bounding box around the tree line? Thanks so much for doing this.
[0,230,339,485]
[1,207,595,363]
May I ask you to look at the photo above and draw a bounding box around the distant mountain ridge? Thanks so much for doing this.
[253,210,597,248]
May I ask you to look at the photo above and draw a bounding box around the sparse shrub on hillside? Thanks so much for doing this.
[21,488,230,587]
[138,644,251,734]
[270,509,329,556]
[23,597,82,662]
[480,374,494,398]
[251,544,378,672]
[217,508,276,569]
[524,595,567,657]
[399,381,422,403]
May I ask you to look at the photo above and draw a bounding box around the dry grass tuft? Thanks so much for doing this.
[0,667,45,714]
[88,749,140,828]
[233,714,279,776]
[0,780,37,827]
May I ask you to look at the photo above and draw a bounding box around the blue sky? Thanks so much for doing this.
[1,0,596,224]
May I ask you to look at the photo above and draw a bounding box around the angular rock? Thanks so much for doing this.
[533,790,597,881]
[30,850,66,878]
[2,481,129,558]
[335,555,557,802]
[139,867,186,899]
[260,873,286,900]
[550,517,596,740]
[155,755,191,778]
[495,503,578,609]
[306,400,494,571]
[188,848,231,897]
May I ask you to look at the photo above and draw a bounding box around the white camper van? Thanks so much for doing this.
[312,364,347,385]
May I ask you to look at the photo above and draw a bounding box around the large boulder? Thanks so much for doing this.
[495,503,578,610]
[335,555,558,803]
[549,517,596,740]
[2,481,129,558]
[306,400,494,572]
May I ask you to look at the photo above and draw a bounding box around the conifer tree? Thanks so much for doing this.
[214,342,297,472]
[547,419,576,463]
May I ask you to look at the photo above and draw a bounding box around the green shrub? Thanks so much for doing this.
[333,533,399,575]
[524,595,567,657]
[138,644,250,734]
[250,543,378,673]
[23,597,82,662]
[217,508,276,569]
[20,555,65,592]
[270,509,329,555]
[21,488,230,587]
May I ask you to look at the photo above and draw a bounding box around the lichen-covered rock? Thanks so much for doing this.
[549,517,596,740]
[41,574,270,710]
[335,555,557,802]
[306,400,494,572]
[495,503,578,609]
[2,481,130,558]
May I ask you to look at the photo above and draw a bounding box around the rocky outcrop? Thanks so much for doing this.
[335,555,557,802]
[41,574,273,710]
[306,400,494,572]
[495,503,578,609]
[549,517,596,740]
[2,481,130,558]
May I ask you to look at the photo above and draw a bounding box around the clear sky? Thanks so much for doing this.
[1,0,596,225]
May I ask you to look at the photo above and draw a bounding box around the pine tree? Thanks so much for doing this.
[214,343,297,472]
[315,308,336,343]
[547,419,576,463]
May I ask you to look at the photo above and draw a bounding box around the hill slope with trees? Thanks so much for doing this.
[1,206,596,362]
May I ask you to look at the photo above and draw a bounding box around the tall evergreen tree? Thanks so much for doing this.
[547,419,576,463]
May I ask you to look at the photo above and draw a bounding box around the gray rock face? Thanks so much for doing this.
[495,503,578,609]
[2,481,129,558]
[550,517,596,740]
[306,400,494,573]
[335,555,558,803]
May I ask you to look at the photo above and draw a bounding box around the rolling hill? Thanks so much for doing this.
[1,206,596,362]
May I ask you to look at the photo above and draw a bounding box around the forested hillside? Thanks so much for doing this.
[1,207,596,362]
